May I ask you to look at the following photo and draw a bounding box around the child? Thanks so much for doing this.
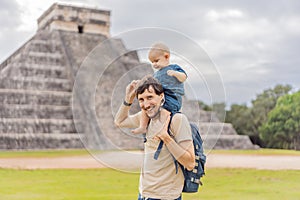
[132,42,187,134]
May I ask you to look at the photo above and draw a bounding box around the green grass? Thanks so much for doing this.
[184,168,300,200]
[0,168,139,200]
[209,148,300,156]
[0,168,299,200]
[0,149,299,199]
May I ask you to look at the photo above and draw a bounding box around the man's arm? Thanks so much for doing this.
[114,80,141,128]
[156,114,195,170]
[114,105,141,128]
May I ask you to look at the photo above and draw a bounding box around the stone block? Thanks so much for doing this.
[0,119,76,133]
[0,89,71,105]
[0,133,83,149]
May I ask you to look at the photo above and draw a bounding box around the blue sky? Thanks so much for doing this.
[1,0,300,106]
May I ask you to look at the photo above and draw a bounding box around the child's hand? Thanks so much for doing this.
[167,70,176,77]
[167,70,187,83]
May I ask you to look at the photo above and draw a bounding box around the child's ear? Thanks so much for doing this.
[164,53,170,59]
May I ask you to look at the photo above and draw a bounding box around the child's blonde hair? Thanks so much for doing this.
[150,42,170,54]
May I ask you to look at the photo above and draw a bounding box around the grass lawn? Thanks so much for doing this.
[210,148,300,156]
[0,168,299,200]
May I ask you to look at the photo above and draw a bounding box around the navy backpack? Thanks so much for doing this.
[154,113,206,193]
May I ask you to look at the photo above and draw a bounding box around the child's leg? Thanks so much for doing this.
[131,110,149,134]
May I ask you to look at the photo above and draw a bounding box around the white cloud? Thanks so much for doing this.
[15,0,60,31]
[205,9,245,21]
[280,15,300,36]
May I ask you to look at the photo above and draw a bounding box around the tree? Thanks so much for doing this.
[260,92,300,150]
[225,84,292,147]
[198,101,212,111]
[225,104,252,135]
[248,84,292,146]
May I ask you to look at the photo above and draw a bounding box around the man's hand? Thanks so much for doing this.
[154,115,171,142]
[125,80,139,103]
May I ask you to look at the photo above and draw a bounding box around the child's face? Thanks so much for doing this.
[148,50,169,70]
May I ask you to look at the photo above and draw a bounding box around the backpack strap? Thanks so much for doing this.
[153,113,179,173]
[153,140,164,160]
[153,113,174,160]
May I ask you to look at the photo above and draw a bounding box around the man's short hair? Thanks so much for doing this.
[136,75,163,98]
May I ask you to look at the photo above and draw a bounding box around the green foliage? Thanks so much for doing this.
[225,104,252,135]
[260,92,300,150]
[226,84,292,147]
[250,84,292,131]
[198,100,212,111]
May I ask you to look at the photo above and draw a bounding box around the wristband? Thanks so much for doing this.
[123,100,132,106]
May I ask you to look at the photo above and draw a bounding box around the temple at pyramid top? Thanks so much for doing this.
[37,3,110,36]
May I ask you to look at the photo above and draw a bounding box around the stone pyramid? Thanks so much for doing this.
[0,3,151,149]
[0,3,256,150]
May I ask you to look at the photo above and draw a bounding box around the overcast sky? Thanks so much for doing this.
[1,0,300,106]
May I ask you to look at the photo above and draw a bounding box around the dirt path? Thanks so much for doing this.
[0,151,300,170]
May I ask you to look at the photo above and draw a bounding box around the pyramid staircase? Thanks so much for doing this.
[0,30,82,149]
[0,28,151,149]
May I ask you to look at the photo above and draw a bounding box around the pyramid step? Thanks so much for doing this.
[27,40,62,53]
[30,40,51,45]
[25,52,64,65]
[34,30,53,39]
[18,65,68,79]
[19,63,66,70]
[203,135,257,150]
[0,89,71,105]
[0,104,73,119]
[1,77,72,91]
[0,118,76,133]
[18,63,66,69]
[0,63,67,79]
[198,122,238,135]
[0,133,83,149]
[27,51,63,58]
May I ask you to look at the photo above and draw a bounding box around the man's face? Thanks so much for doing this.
[137,86,163,118]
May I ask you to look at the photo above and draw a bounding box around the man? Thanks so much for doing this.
[114,76,195,200]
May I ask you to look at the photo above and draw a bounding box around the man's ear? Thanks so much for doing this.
[160,93,164,100]
[160,93,165,105]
